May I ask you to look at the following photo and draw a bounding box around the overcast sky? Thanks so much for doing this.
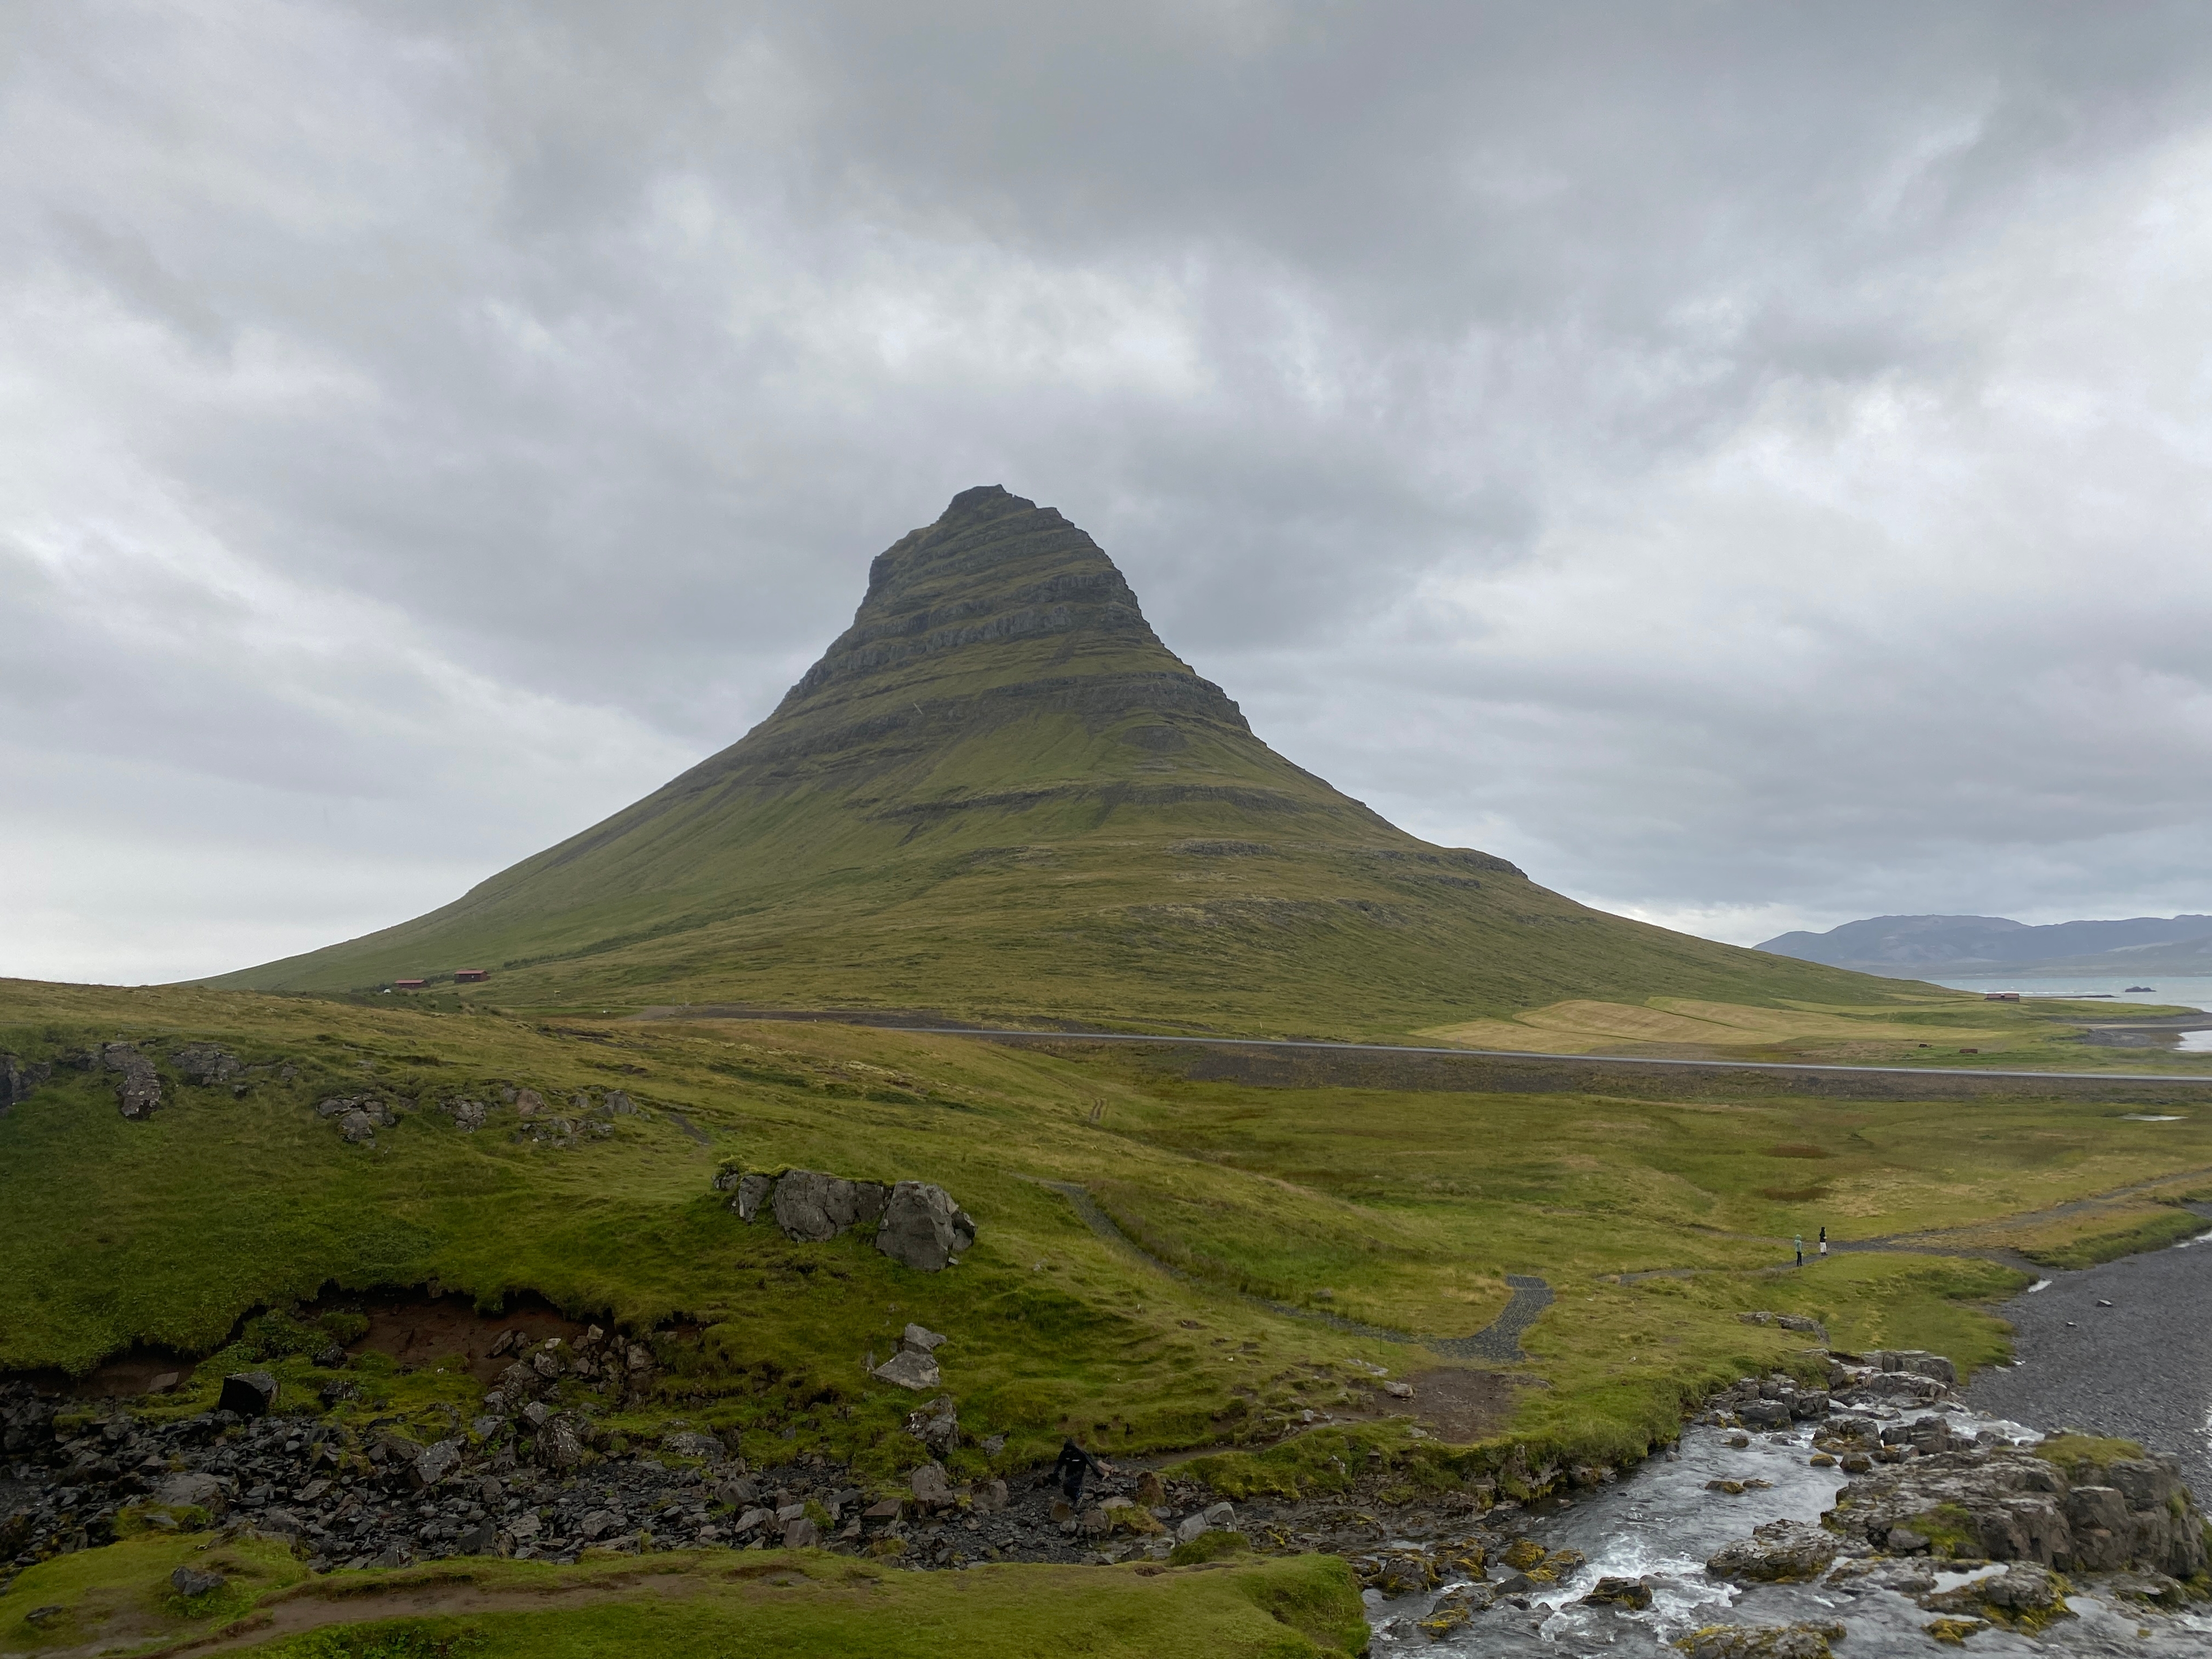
[7,1,2212,984]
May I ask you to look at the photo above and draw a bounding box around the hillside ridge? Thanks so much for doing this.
[209,487,1896,1032]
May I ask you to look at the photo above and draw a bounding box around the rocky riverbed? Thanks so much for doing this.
[1361,1350,2212,1657]
[5,1321,2210,1656]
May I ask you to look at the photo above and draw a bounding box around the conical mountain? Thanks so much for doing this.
[214,486,1883,1033]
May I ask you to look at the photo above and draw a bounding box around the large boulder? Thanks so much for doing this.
[772,1171,891,1243]
[1707,1520,1838,1582]
[874,1181,976,1271]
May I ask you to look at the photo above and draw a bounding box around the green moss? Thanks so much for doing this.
[2032,1433,2149,1478]
[1167,1529,1250,1565]
[1906,1503,1981,1558]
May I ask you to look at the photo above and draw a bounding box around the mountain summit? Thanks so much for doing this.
[217,487,1876,1032]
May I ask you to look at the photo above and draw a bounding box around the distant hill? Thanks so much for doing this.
[210,486,1898,1033]
[1759,913,2212,979]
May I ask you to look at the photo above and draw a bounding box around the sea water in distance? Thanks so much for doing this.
[1925,974,2212,1051]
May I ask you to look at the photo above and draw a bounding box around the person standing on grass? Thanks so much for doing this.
[1794,1234,1804,1268]
[1819,1225,1828,1259]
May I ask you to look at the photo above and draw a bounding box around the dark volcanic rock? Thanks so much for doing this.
[218,1371,278,1417]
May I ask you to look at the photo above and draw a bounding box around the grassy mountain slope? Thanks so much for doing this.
[211,486,1902,1035]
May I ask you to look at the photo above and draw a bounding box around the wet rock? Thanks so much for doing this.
[874,1180,976,1272]
[1351,1549,1437,1594]
[1826,1556,1936,1594]
[1419,1581,1498,1635]
[1584,1574,1656,1609]
[1824,1441,2207,1578]
[1740,1399,1794,1431]
[1707,1519,1839,1582]
[1680,1623,1843,1659]
[1870,1349,1959,1387]
[171,1565,225,1597]
[218,1372,277,1418]
[772,1169,892,1243]
[1921,1560,2069,1623]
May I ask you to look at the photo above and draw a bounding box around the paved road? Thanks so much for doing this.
[642,1006,2212,1086]
[1965,1215,2212,1499]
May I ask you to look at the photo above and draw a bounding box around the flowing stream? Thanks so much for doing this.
[1361,1221,2212,1655]
[1365,1409,2212,1654]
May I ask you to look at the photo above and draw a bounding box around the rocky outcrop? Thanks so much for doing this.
[171,1043,243,1085]
[726,1168,975,1271]
[1823,1440,2209,1578]
[876,1180,976,1271]
[86,1043,162,1119]
[317,1095,398,1145]
[0,1052,52,1113]
[772,1170,890,1243]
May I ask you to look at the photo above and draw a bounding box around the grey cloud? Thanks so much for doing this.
[5,0,2212,980]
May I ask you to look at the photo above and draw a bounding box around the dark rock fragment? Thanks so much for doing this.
[217,1372,276,1418]
[171,1565,224,1597]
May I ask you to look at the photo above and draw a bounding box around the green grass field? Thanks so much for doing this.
[7,978,2209,1486]
[0,1535,1367,1659]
